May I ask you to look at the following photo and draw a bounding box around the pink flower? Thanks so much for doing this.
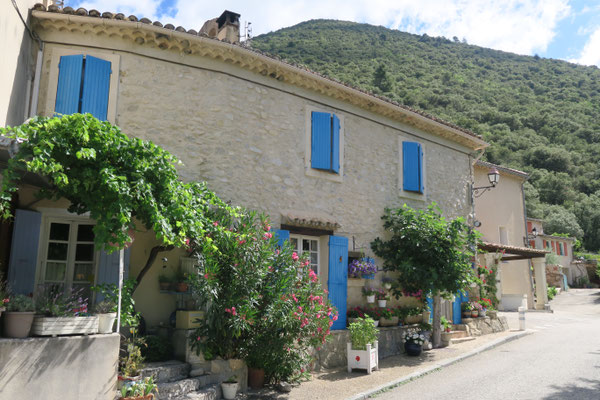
[332,315,338,321]
[263,232,273,240]
[298,306,303,312]
[265,225,271,231]
[238,239,246,245]
[292,252,299,261]
[213,221,219,226]
[303,260,310,266]
[185,238,190,246]
[231,307,237,316]
[204,273,209,279]
[197,336,201,341]
[2,298,9,304]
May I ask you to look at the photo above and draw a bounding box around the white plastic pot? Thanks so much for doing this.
[97,313,117,334]
[366,295,375,303]
[221,382,238,400]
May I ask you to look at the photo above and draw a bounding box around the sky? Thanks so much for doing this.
[68,0,600,66]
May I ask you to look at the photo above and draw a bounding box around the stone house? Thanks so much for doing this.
[473,161,548,310]
[1,4,489,337]
[527,218,587,286]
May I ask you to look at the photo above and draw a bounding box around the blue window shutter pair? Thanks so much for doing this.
[403,141,424,193]
[55,55,111,120]
[311,111,340,173]
[328,235,348,330]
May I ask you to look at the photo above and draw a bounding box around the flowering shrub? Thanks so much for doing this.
[479,298,493,310]
[470,301,483,312]
[188,209,335,383]
[348,258,377,278]
[362,287,377,297]
[5,294,34,312]
[401,289,424,300]
[375,289,389,301]
[402,329,426,345]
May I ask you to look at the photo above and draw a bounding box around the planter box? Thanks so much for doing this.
[379,316,399,327]
[347,340,378,374]
[32,315,99,336]
[176,310,205,329]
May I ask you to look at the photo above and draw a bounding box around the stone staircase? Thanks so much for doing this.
[440,325,475,347]
[140,361,222,400]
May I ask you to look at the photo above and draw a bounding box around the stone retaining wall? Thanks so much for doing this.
[461,316,509,336]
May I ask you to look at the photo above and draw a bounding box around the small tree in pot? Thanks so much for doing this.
[347,317,379,374]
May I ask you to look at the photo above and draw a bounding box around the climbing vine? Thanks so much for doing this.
[0,114,231,289]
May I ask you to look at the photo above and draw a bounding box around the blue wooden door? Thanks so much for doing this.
[452,290,469,324]
[328,235,348,330]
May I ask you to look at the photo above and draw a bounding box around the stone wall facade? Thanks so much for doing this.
[32,27,477,327]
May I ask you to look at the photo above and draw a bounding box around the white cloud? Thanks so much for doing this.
[67,0,571,56]
[570,26,600,66]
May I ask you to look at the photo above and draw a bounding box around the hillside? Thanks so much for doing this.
[252,19,600,251]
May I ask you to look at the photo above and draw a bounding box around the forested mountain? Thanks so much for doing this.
[252,20,600,251]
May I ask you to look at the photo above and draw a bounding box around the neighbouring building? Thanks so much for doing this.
[473,161,548,310]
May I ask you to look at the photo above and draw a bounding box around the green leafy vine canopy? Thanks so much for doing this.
[0,114,226,251]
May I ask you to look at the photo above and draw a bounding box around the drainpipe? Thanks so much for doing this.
[29,41,44,118]
[521,181,535,309]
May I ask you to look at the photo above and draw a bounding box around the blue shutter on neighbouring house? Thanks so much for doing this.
[80,56,112,121]
[7,209,42,295]
[328,235,348,330]
[403,141,423,193]
[55,55,84,115]
[331,114,340,173]
[311,111,332,170]
[272,229,290,247]
[95,248,131,302]
[426,295,433,323]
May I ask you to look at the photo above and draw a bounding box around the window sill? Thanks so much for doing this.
[305,167,343,183]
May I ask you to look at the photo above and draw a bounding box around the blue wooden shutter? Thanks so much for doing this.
[8,209,42,295]
[272,229,290,247]
[55,55,84,115]
[331,114,340,173]
[311,111,332,170]
[96,248,131,302]
[426,295,433,323]
[452,291,462,324]
[81,56,112,121]
[403,141,421,192]
[328,235,348,330]
[418,143,424,193]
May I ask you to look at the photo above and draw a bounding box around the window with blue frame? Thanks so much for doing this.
[55,54,112,121]
[402,141,424,193]
[311,111,340,173]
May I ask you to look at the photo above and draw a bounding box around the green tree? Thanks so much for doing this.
[373,64,395,93]
[371,204,479,348]
[542,205,583,239]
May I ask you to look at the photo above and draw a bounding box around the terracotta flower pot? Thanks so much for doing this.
[175,282,189,292]
[471,310,479,318]
[248,367,265,389]
[3,311,35,338]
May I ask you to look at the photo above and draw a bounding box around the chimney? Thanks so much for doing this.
[199,10,241,43]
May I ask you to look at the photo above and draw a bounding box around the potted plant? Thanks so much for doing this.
[118,377,157,400]
[362,287,376,303]
[375,289,389,307]
[221,375,238,400]
[3,294,35,338]
[461,302,472,318]
[0,275,7,318]
[381,277,393,290]
[32,286,98,336]
[405,307,423,325]
[119,332,145,390]
[95,300,117,334]
[470,301,482,318]
[174,269,189,292]
[347,317,379,374]
[379,307,399,327]
[441,316,452,333]
[347,307,362,325]
[157,273,173,291]
[479,298,492,317]
[402,328,425,356]
[348,258,377,279]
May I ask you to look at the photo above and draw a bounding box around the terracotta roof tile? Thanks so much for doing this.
[30,3,483,141]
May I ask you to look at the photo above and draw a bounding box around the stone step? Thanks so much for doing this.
[442,330,468,340]
[157,376,209,399]
[450,336,476,345]
[170,384,221,400]
[141,360,192,384]
[453,324,468,331]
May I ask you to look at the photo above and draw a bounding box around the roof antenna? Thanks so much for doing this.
[241,21,252,46]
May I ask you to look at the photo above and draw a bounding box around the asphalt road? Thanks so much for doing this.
[374,289,600,400]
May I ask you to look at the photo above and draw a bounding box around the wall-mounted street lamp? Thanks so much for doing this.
[472,167,500,198]
[531,227,538,238]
